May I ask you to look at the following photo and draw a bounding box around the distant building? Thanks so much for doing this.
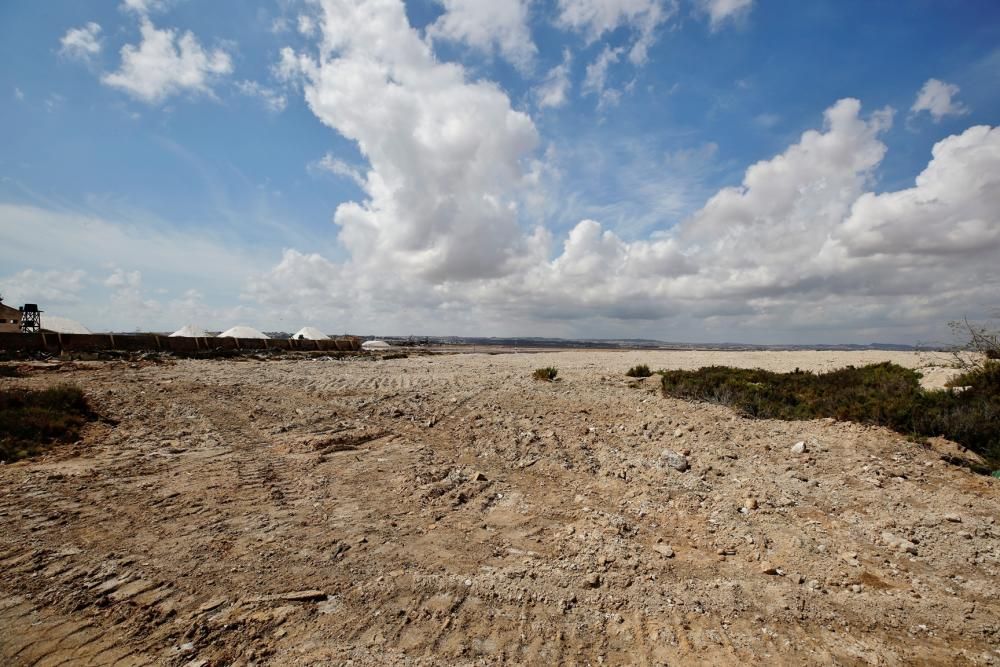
[0,296,23,333]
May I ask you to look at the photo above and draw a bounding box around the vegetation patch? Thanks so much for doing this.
[661,362,1000,469]
[533,367,559,382]
[0,365,21,378]
[626,364,652,378]
[0,385,96,462]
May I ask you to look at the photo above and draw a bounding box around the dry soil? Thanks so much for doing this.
[0,350,998,666]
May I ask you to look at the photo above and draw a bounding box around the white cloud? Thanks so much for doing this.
[308,153,367,187]
[556,0,676,65]
[102,18,233,104]
[0,269,87,305]
[297,14,318,37]
[281,0,539,283]
[120,0,167,14]
[582,45,623,107]
[697,0,754,30]
[236,80,288,113]
[104,268,142,289]
[14,87,25,101]
[427,0,537,71]
[835,125,1000,257]
[59,22,103,62]
[911,78,969,122]
[248,75,1000,341]
[535,50,572,108]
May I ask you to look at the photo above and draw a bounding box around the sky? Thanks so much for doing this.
[0,0,998,343]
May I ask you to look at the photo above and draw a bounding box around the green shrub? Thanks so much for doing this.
[533,367,558,382]
[626,364,652,378]
[661,362,1000,468]
[0,385,95,462]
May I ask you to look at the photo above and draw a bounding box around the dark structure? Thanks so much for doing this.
[19,304,42,333]
[0,296,22,334]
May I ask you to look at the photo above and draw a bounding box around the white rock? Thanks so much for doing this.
[660,450,689,472]
[790,441,807,455]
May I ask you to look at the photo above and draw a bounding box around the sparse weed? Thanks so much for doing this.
[0,385,95,462]
[626,364,652,378]
[533,367,559,382]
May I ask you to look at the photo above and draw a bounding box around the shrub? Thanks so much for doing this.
[381,352,409,360]
[661,362,1000,469]
[0,366,20,378]
[0,385,96,462]
[533,367,558,382]
[626,364,652,378]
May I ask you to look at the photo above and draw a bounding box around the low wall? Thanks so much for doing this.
[0,332,362,354]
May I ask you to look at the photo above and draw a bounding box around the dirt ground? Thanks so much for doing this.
[1,350,998,666]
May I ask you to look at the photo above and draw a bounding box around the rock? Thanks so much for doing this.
[674,429,684,438]
[943,513,962,523]
[652,545,675,558]
[276,590,328,602]
[882,531,918,555]
[744,497,758,510]
[661,450,689,472]
[472,471,488,482]
[840,552,860,567]
[584,572,601,588]
[790,441,807,455]
[760,562,781,575]
[850,584,864,593]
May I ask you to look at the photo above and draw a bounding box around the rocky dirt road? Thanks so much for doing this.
[0,350,997,665]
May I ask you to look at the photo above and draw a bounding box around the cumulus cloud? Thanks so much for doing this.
[280,0,539,283]
[102,18,233,104]
[59,23,103,62]
[428,0,537,71]
[911,78,969,122]
[555,0,675,65]
[835,125,1000,257]
[535,50,573,108]
[697,0,754,30]
[249,48,1000,343]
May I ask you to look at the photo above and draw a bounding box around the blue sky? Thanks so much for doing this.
[1,0,998,343]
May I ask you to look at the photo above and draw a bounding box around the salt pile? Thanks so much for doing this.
[218,326,269,339]
[41,316,92,334]
[362,339,391,350]
[170,325,209,338]
[292,326,329,340]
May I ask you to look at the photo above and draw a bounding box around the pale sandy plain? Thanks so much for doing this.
[0,349,997,666]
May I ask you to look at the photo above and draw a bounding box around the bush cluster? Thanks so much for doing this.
[626,364,652,378]
[533,367,559,381]
[0,385,95,462]
[660,362,1000,469]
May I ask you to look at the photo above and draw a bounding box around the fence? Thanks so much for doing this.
[0,332,362,354]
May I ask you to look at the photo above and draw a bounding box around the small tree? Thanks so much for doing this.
[949,316,1000,372]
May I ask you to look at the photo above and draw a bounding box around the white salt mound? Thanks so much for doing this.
[362,339,391,350]
[41,316,92,334]
[292,326,329,340]
[218,326,269,339]
[170,325,209,338]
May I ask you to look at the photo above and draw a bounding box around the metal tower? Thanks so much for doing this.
[20,304,41,333]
